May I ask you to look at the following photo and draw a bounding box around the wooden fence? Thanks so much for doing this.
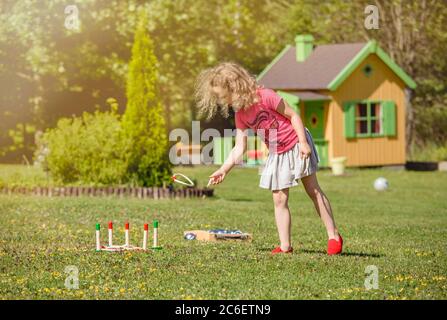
[0,186,214,199]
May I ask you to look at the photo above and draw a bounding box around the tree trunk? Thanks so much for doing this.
[405,88,414,158]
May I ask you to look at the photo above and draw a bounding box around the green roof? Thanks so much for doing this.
[328,40,417,90]
[258,39,416,91]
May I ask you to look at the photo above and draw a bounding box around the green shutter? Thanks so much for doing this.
[382,101,396,136]
[277,91,300,114]
[343,102,356,138]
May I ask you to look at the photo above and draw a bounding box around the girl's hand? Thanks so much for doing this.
[208,168,227,186]
[299,142,311,160]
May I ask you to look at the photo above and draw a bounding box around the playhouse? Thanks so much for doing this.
[257,34,417,167]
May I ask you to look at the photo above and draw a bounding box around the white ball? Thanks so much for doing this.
[374,177,389,191]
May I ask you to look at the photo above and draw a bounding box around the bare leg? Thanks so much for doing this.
[272,188,292,251]
[301,173,339,240]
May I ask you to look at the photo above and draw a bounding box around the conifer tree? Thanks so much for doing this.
[122,11,171,186]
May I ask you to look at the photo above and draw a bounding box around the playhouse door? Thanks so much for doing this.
[304,101,328,167]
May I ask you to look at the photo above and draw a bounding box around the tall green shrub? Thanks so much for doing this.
[122,12,171,186]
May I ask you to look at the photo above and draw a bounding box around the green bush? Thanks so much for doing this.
[122,12,171,187]
[414,104,447,146]
[0,164,51,187]
[42,103,130,185]
[409,141,447,162]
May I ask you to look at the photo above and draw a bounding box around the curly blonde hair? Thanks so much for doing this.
[195,62,260,119]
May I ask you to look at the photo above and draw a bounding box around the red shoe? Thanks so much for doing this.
[271,246,293,255]
[327,234,343,255]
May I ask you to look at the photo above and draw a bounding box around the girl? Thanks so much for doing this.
[195,62,343,255]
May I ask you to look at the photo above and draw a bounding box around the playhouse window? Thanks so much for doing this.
[355,102,383,136]
[362,64,373,77]
[370,103,382,134]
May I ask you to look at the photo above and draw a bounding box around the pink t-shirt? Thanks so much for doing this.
[235,87,298,154]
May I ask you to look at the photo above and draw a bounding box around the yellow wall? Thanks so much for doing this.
[321,53,407,167]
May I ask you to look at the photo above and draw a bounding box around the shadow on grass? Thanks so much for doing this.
[258,247,383,258]
[226,198,254,202]
[207,196,254,202]
[300,248,384,258]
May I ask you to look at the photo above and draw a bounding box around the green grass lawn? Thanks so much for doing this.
[0,164,446,300]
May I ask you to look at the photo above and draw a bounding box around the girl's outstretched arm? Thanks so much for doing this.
[209,128,247,185]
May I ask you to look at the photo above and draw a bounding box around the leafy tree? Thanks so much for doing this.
[0,0,137,161]
[122,11,171,187]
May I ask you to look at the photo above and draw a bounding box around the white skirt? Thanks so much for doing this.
[259,128,320,191]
